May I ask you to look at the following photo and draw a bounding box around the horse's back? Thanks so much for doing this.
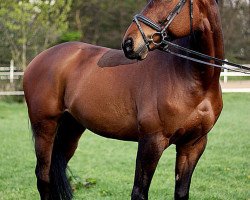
[24,42,105,80]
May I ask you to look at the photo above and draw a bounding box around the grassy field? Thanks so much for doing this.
[0,93,249,200]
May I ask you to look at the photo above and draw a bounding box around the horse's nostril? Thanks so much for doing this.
[122,38,139,59]
[123,38,134,53]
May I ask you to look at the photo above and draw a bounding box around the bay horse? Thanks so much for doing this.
[23,0,224,199]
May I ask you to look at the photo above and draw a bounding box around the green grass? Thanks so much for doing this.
[0,93,249,200]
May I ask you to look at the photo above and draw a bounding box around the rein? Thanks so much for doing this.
[133,0,250,74]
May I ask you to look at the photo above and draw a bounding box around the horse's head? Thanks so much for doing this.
[122,0,213,60]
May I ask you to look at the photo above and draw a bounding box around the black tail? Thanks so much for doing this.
[49,116,73,200]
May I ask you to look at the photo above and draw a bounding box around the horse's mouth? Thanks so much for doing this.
[136,43,149,60]
[125,44,148,61]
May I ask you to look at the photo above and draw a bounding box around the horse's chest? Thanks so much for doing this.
[166,99,218,143]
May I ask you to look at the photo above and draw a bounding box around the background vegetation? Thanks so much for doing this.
[0,93,249,199]
[0,0,249,69]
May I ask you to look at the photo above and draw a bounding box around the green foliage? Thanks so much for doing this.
[68,168,97,191]
[0,93,249,199]
[58,31,82,43]
[68,0,146,49]
[0,0,72,69]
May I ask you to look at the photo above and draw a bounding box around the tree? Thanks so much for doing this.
[0,0,72,69]
[219,0,249,63]
[69,0,146,49]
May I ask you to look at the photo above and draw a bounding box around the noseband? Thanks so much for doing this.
[132,0,250,74]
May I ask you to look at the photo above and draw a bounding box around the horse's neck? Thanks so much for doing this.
[190,7,224,91]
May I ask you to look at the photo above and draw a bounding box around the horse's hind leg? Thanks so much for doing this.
[32,111,84,200]
[32,118,59,200]
[174,136,207,200]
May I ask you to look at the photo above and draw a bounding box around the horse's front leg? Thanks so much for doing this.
[174,135,207,200]
[131,132,168,200]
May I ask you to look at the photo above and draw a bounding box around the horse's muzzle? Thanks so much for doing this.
[122,38,148,60]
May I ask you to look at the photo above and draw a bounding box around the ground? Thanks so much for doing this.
[220,80,250,89]
[0,93,249,200]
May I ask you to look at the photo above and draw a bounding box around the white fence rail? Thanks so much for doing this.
[221,66,250,83]
[0,60,24,96]
[0,91,24,96]
[0,60,24,83]
[0,61,250,95]
[219,64,250,93]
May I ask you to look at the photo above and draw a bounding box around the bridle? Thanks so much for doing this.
[132,0,250,74]
[134,0,191,49]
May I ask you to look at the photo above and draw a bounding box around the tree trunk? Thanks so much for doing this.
[22,42,27,70]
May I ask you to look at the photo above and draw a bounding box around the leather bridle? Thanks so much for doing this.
[132,0,250,73]
[133,0,190,49]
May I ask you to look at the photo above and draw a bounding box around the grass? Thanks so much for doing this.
[0,93,249,200]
